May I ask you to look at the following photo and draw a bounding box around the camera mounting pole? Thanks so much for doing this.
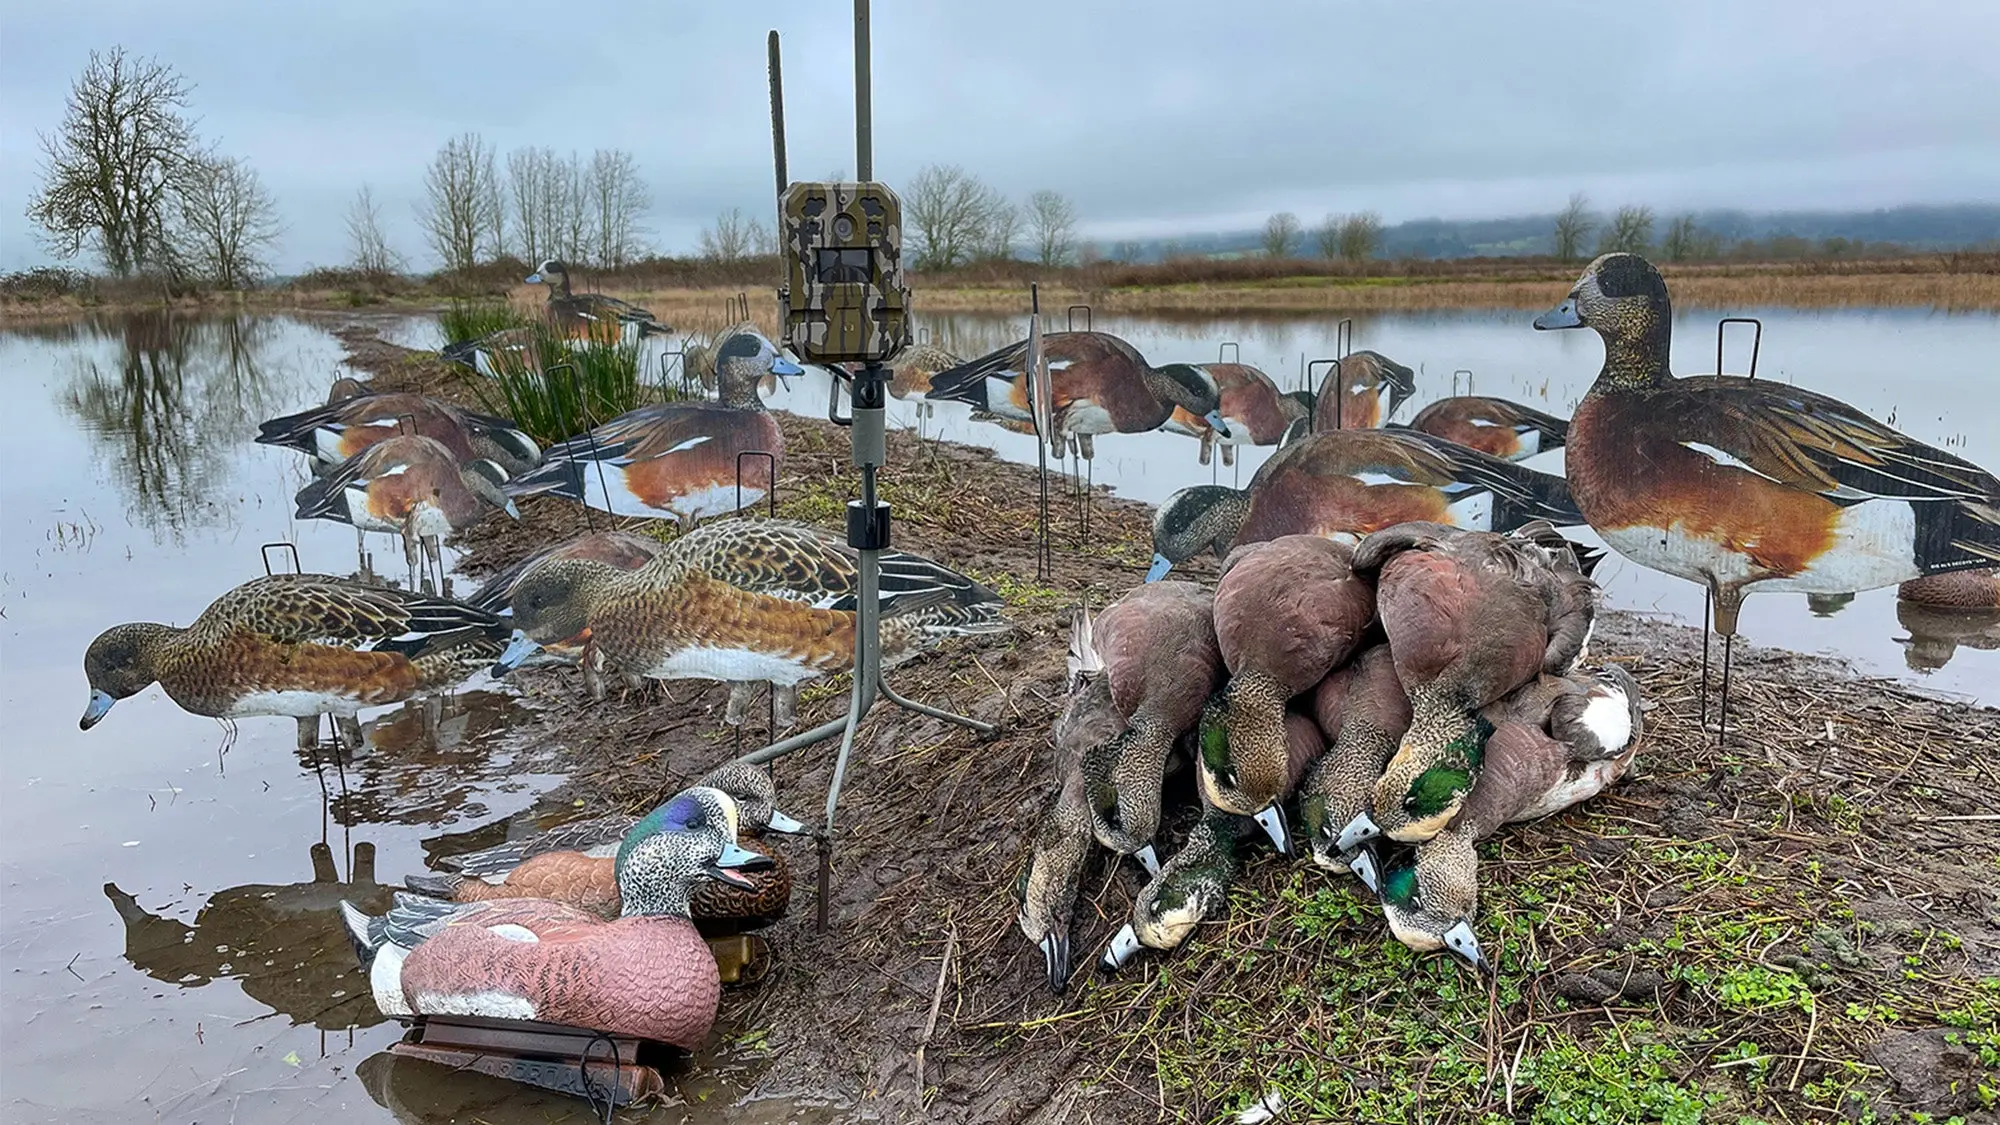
[737,2,994,934]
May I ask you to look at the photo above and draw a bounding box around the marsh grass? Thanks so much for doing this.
[463,320,675,443]
[439,298,530,345]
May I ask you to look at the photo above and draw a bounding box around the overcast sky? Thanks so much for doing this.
[3,0,1997,273]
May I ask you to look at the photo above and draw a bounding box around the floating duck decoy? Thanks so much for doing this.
[340,787,768,1050]
[1895,596,2000,673]
[502,331,800,524]
[1146,427,1585,581]
[257,391,541,478]
[1160,362,1306,466]
[1099,804,1249,972]
[1293,642,1410,874]
[1400,395,1569,462]
[1350,664,1642,971]
[1336,521,1598,849]
[80,574,509,752]
[1533,252,2000,735]
[525,258,673,343]
[491,518,1005,728]
[294,434,520,594]
[1311,350,1417,431]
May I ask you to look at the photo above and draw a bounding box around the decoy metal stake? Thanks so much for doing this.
[815,832,832,934]
[261,541,301,577]
[1716,317,1764,379]
[1336,318,1354,360]
[1699,594,1712,726]
[1453,368,1476,397]
[1066,304,1092,333]
[1218,341,1239,364]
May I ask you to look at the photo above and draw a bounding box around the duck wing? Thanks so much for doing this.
[926,338,1031,409]
[207,574,506,656]
[436,814,640,877]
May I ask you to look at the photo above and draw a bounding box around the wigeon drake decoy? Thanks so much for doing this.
[257,391,541,478]
[502,331,800,525]
[1311,350,1418,432]
[1534,253,2000,726]
[1146,428,1585,581]
[490,518,1006,728]
[439,325,541,379]
[465,530,664,696]
[80,574,508,753]
[526,259,673,343]
[1335,521,1599,849]
[1400,395,1570,462]
[1098,803,1251,973]
[1160,362,1307,466]
[1207,536,1376,824]
[294,434,520,594]
[1293,642,1411,875]
[340,787,769,1049]
[1349,664,1643,971]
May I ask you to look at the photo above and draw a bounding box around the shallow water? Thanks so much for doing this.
[0,314,801,1124]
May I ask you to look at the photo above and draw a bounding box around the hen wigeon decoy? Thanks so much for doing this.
[1098,803,1251,973]
[927,331,1229,463]
[1073,581,1225,867]
[257,391,541,478]
[1146,428,1585,581]
[1207,536,1376,824]
[1017,610,1128,992]
[491,518,1005,728]
[1160,362,1307,466]
[1335,521,1598,848]
[526,259,673,343]
[340,787,769,1049]
[294,434,520,594]
[1897,568,2000,610]
[80,574,508,752]
[1400,395,1570,462]
[889,341,961,416]
[502,331,801,525]
[1293,642,1411,874]
[465,530,663,695]
[1533,253,2000,726]
[1348,664,1643,971]
[1311,350,1417,432]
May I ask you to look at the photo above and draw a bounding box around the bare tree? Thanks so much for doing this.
[699,207,756,262]
[587,148,650,268]
[1597,205,1655,256]
[555,152,590,262]
[1262,212,1301,258]
[1552,192,1593,261]
[1027,190,1078,267]
[27,48,200,275]
[416,133,502,272]
[1315,214,1342,259]
[905,164,1004,270]
[1336,212,1384,262]
[1110,240,1144,264]
[345,185,402,274]
[1662,214,1716,263]
[507,146,570,265]
[980,198,1022,260]
[168,154,280,288]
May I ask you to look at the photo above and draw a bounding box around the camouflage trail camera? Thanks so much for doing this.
[779,181,912,365]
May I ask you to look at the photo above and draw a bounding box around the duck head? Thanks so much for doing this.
[614,787,775,918]
[1296,750,1372,874]
[715,331,803,408]
[1080,718,1178,861]
[461,460,522,519]
[1148,486,1250,582]
[1100,809,1242,973]
[1015,834,1084,992]
[1148,363,1230,437]
[1199,674,1293,825]
[525,258,570,291]
[490,556,623,673]
[81,623,176,730]
[1534,253,1672,385]
[1374,832,1487,973]
[696,759,809,834]
[1337,712,1493,850]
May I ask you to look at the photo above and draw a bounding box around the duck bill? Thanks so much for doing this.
[524,273,544,285]
[769,356,804,387]
[1533,299,1583,331]
[490,630,543,676]
[79,689,116,730]
[1040,930,1073,993]
[1132,844,1161,878]
[1100,923,1144,972]
[1333,811,1381,854]
[1253,805,1291,855]
[1203,409,1233,440]
[1143,553,1174,583]
[763,807,809,835]
[1347,844,1380,894]
[705,839,775,888]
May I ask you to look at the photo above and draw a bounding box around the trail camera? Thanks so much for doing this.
[779,181,912,365]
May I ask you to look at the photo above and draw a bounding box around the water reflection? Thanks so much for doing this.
[304,690,549,829]
[1897,603,2000,672]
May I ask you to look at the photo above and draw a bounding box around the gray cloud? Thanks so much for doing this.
[4,0,1995,272]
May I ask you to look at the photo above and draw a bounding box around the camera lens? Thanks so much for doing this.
[833,215,856,240]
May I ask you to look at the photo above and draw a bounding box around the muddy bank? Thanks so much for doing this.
[332,316,2000,1125]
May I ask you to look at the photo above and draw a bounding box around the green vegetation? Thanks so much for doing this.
[438,298,527,345]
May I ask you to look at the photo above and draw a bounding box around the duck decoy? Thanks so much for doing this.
[1399,395,1569,462]
[1099,803,1249,972]
[439,325,541,378]
[1294,642,1411,874]
[1896,597,2000,672]
[1145,428,1585,581]
[1207,536,1376,825]
[1533,252,2000,739]
[525,258,673,343]
[889,341,961,413]
[501,331,800,524]
[1074,581,1226,867]
[490,518,1005,728]
[340,787,769,1050]
[1335,521,1598,848]
[1160,362,1306,466]
[1898,568,2000,610]
[1350,665,1643,971]
[465,530,663,695]
[1311,350,1417,431]
[257,391,541,478]
[326,376,373,403]
[80,574,508,753]
[294,434,520,594]
[1017,610,1128,992]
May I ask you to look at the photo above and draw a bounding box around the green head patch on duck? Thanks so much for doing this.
[614,787,773,917]
[1101,809,1243,972]
[1375,835,1488,972]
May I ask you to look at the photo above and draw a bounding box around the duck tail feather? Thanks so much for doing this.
[339,901,387,968]
[402,872,466,899]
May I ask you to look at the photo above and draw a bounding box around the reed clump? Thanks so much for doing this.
[454,318,672,444]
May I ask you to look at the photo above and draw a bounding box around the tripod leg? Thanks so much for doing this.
[881,676,994,733]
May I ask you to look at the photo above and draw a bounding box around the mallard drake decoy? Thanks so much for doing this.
[1074,581,1225,864]
[526,259,673,343]
[340,787,768,1049]
[926,331,1229,461]
[294,434,520,594]
[80,574,508,752]
[1336,521,1598,848]
[1351,665,1642,971]
[1533,252,2000,729]
[1898,568,2000,610]
[491,518,1005,727]
[1207,536,1376,824]
[1100,803,1248,972]
[1146,428,1585,581]
[1160,362,1306,466]
[502,331,800,524]
[465,530,663,695]
[1311,350,1417,431]
[257,391,541,478]
[1399,395,1569,462]
[1194,694,1328,854]
[1017,610,1127,992]
[1294,642,1411,873]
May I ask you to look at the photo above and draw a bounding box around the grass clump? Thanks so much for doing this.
[438,298,528,345]
[461,320,682,445]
